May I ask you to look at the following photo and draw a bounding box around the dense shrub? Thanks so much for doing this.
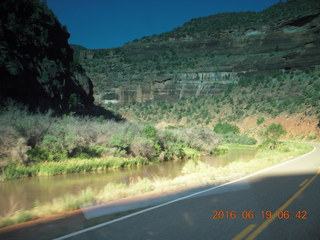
[214,122,240,135]
[0,105,33,164]
[0,132,30,165]
[170,127,220,152]
[143,126,158,141]
[27,146,55,162]
[130,137,157,159]
[71,146,104,159]
[142,126,161,153]
[262,123,286,149]
[162,142,186,161]
[265,124,286,141]
[0,103,222,170]
[109,134,132,153]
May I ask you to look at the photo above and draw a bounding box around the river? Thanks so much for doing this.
[0,148,257,217]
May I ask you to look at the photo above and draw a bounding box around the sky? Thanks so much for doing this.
[47,0,281,49]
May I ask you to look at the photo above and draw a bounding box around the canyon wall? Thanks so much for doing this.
[73,1,320,103]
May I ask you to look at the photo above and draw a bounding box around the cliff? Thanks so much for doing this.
[0,0,94,114]
[74,0,320,103]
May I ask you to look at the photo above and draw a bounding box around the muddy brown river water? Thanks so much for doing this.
[0,148,257,217]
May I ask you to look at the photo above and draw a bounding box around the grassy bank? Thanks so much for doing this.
[1,157,150,181]
[222,144,257,149]
[0,104,224,180]
[1,147,199,181]
[0,142,313,228]
[0,104,264,181]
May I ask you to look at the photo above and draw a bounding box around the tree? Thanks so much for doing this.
[264,123,286,148]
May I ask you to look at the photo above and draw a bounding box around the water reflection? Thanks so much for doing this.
[0,148,257,216]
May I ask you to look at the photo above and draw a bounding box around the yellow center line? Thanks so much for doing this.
[232,224,256,240]
[246,170,320,240]
[299,178,309,187]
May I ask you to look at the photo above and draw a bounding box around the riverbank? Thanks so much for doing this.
[0,147,201,181]
[1,157,150,181]
[0,142,313,228]
[1,106,224,181]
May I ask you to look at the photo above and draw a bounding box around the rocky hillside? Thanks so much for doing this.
[73,0,320,104]
[0,0,94,114]
[108,70,320,138]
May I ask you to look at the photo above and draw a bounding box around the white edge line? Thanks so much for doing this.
[54,145,317,240]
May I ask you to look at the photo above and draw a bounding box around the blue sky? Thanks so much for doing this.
[47,0,280,49]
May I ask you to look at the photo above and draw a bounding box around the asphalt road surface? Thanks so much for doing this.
[54,143,320,240]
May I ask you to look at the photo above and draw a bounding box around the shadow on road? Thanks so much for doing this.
[1,168,319,240]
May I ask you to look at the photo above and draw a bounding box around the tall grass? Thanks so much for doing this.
[0,142,313,228]
[1,157,149,180]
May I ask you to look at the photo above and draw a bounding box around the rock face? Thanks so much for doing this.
[0,0,94,114]
[99,72,238,103]
[74,0,320,103]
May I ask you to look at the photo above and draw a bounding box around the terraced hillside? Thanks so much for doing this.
[72,0,320,104]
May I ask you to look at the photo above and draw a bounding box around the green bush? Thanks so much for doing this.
[265,123,286,140]
[214,122,240,134]
[158,130,179,147]
[307,135,317,140]
[71,146,104,159]
[257,117,265,125]
[109,134,132,153]
[143,126,157,140]
[169,127,220,153]
[27,146,55,162]
[142,126,161,153]
[40,123,85,160]
[263,123,286,149]
[162,142,186,161]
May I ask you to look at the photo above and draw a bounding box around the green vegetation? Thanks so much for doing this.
[221,134,257,146]
[160,0,320,38]
[1,0,319,230]
[73,0,320,99]
[262,123,287,149]
[0,0,93,113]
[211,146,229,155]
[107,70,320,134]
[0,103,220,180]
[212,122,257,146]
[0,142,313,228]
[2,157,149,180]
[257,117,265,126]
[214,122,240,135]
[222,144,257,149]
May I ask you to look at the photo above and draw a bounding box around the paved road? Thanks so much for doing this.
[54,143,320,240]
